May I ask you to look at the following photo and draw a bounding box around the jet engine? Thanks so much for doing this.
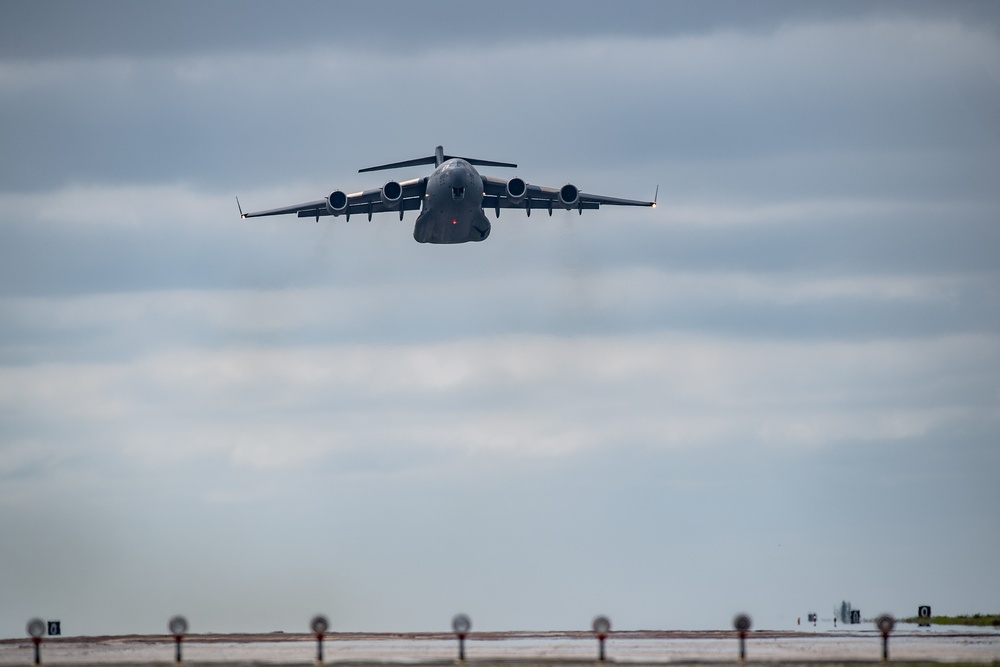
[506,177,527,203]
[326,190,348,215]
[381,181,403,207]
[559,184,579,208]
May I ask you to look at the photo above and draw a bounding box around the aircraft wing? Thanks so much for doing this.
[481,176,656,214]
[240,177,427,221]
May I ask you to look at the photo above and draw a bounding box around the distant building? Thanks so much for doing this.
[838,601,856,624]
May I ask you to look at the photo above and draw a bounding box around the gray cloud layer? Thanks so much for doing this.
[1,0,998,638]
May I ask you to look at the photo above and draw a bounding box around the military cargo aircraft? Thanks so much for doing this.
[239,146,656,244]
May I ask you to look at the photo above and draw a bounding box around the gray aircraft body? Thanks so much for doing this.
[240,146,655,244]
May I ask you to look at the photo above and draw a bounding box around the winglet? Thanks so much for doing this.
[237,196,246,218]
[652,185,658,208]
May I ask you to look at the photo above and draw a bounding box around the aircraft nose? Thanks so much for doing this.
[448,170,466,188]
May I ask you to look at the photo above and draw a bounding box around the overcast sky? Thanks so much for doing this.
[1,0,999,638]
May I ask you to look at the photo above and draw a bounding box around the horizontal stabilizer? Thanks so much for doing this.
[461,156,518,169]
[359,155,438,173]
[360,145,516,173]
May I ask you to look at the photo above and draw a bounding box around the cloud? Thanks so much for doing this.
[4,1,999,60]
[2,2,1000,638]
[3,330,995,483]
[3,14,999,190]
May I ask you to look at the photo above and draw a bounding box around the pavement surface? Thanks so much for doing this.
[1,629,998,665]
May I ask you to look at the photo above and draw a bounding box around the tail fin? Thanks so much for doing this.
[360,146,516,173]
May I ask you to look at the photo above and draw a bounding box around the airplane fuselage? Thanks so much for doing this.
[414,159,491,244]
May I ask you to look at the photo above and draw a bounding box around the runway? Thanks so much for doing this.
[1,628,999,665]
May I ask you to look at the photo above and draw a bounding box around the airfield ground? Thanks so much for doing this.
[1,629,998,665]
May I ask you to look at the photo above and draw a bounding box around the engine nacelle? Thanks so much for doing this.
[381,180,403,207]
[559,183,579,208]
[326,190,348,215]
[506,177,527,203]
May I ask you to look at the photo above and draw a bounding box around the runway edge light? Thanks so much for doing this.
[875,614,896,661]
[168,615,188,664]
[733,613,752,661]
[311,615,330,664]
[452,613,472,661]
[592,615,612,662]
[26,618,45,665]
